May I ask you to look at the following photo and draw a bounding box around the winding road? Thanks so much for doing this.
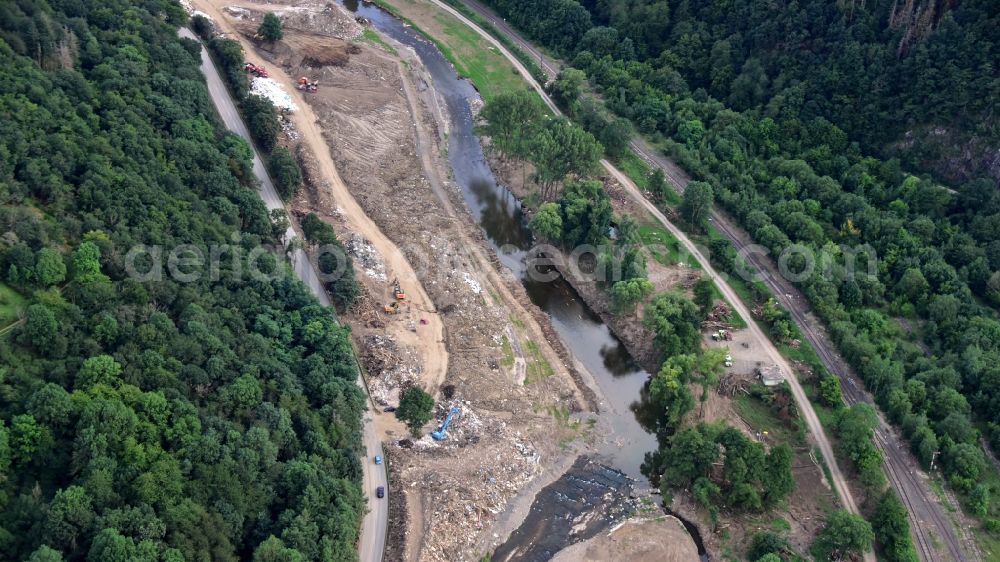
[423,0,866,541]
[418,0,978,560]
[179,28,388,562]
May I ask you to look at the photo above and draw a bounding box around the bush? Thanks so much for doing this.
[270,146,302,200]
[208,37,248,98]
[242,95,281,153]
[258,12,283,42]
[301,213,360,307]
[191,14,213,40]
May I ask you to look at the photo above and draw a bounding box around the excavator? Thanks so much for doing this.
[296,76,318,92]
[391,278,406,301]
[383,279,407,314]
[431,406,460,440]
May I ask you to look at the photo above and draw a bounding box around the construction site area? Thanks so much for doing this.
[186,1,601,560]
[184,0,848,559]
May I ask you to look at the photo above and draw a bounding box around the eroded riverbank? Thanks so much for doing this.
[343,1,711,559]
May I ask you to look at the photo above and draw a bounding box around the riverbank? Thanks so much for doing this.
[190,1,607,560]
[485,144,840,560]
[486,153,693,374]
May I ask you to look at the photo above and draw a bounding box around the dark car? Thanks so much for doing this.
[376,486,385,499]
[384,406,397,413]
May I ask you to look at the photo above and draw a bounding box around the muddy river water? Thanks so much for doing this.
[338,1,705,558]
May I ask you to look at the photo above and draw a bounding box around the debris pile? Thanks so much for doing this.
[718,372,752,396]
[250,76,298,111]
[397,426,544,559]
[222,2,362,40]
[703,302,735,330]
[679,269,702,288]
[362,334,422,404]
[468,96,484,117]
[345,233,387,281]
[276,2,363,40]
[280,115,300,140]
[461,271,482,294]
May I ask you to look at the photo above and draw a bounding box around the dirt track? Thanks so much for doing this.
[192,2,612,560]
[448,2,980,558]
[191,0,449,401]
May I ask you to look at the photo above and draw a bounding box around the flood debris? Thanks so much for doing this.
[250,76,298,111]
[345,233,387,281]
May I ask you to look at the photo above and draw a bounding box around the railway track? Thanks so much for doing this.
[450,1,977,558]
[710,212,974,562]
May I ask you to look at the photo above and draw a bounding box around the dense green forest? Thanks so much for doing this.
[0,1,365,560]
[490,0,999,184]
[481,0,1000,537]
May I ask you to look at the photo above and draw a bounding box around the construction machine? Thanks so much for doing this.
[383,301,401,314]
[711,329,733,341]
[392,278,406,301]
[431,406,460,440]
[244,62,269,78]
[296,76,318,92]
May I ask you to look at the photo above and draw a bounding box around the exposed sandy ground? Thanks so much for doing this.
[549,517,699,562]
[191,0,450,417]
[196,2,606,560]
[696,330,837,555]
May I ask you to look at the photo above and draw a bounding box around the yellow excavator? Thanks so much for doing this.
[383,279,406,314]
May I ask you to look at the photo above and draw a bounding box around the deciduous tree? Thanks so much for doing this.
[679,181,713,229]
[258,13,283,43]
[811,510,873,560]
[396,387,435,435]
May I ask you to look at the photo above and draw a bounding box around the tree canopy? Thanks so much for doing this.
[258,13,284,43]
[396,387,435,435]
[0,2,365,560]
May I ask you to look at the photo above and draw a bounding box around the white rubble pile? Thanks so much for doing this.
[278,2,364,40]
[345,233,387,281]
[223,5,251,19]
[468,96,484,117]
[250,76,298,112]
[281,117,300,141]
[220,2,362,40]
[461,271,481,294]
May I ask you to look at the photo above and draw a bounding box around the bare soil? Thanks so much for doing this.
[198,3,608,560]
[549,516,700,562]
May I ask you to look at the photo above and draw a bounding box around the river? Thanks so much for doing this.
[337,1,705,558]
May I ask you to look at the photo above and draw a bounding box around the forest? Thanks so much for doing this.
[0,1,365,560]
[479,0,1000,540]
[487,0,999,184]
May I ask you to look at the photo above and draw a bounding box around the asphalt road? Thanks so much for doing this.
[431,0,867,547]
[437,3,976,560]
[180,28,388,562]
[642,147,974,562]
